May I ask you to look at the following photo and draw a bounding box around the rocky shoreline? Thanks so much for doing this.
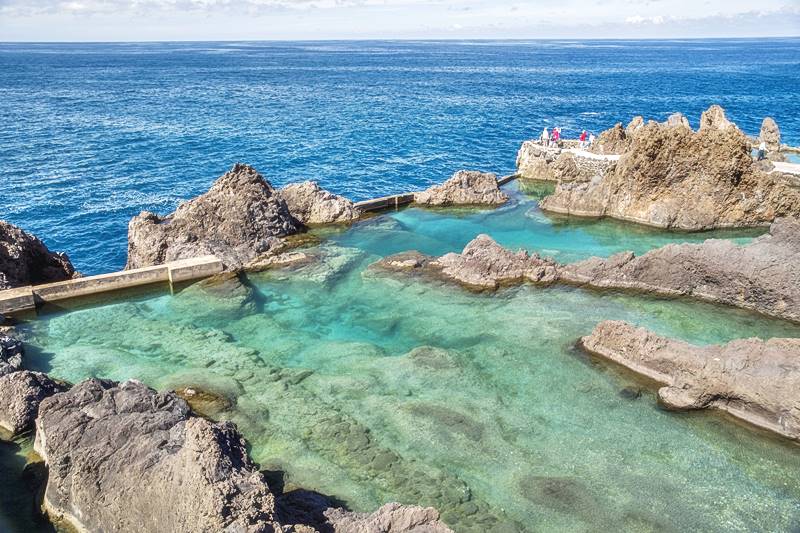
[2,104,800,531]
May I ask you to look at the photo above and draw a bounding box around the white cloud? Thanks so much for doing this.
[0,0,797,39]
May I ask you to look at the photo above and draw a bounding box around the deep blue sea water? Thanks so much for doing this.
[1,39,799,274]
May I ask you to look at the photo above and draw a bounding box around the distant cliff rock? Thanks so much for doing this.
[699,104,735,132]
[760,117,782,153]
[280,181,361,225]
[581,321,800,441]
[414,170,508,207]
[589,122,628,155]
[0,221,76,290]
[126,163,303,270]
[539,106,800,230]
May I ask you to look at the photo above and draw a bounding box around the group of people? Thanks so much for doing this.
[540,127,595,149]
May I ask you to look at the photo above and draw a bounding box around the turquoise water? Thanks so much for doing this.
[9,186,800,532]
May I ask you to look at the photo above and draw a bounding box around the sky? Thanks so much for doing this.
[0,0,798,41]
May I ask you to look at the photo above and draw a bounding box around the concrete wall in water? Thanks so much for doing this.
[0,256,223,316]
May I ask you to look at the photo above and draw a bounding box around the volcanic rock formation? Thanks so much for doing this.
[760,117,781,152]
[324,502,454,533]
[0,332,23,377]
[0,370,66,437]
[539,108,800,230]
[414,171,508,207]
[0,221,76,290]
[280,181,361,225]
[562,217,800,323]
[126,163,303,270]
[580,320,800,441]
[371,234,559,290]
[34,378,284,532]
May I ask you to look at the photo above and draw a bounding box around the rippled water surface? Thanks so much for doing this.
[7,186,800,532]
[1,39,799,274]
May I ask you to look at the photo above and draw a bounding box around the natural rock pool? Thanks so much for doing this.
[5,183,800,532]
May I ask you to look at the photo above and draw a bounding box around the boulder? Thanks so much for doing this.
[371,235,559,290]
[324,502,454,533]
[561,218,800,323]
[589,122,628,155]
[280,181,361,225]
[580,321,800,441]
[126,163,303,270]
[760,117,781,152]
[0,370,66,437]
[540,117,800,230]
[699,104,734,132]
[0,221,76,290]
[414,171,508,207]
[34,379,282,532]
[0,332,23,377]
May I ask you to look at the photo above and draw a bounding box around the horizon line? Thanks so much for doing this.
[2,35,799,44]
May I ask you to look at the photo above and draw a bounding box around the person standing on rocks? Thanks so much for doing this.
[579,130,588,149]
[541,127,549,146]
[757,140,767,161]
[589,132,596,147]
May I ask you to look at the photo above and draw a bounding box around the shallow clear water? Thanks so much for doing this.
[1,39,799,274]
[9,187,800,532]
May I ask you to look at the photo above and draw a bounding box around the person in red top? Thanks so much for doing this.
[579,130,587,149]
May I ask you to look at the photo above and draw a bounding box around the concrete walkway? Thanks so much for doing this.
[562,148,621,161]
[772,161,800,176]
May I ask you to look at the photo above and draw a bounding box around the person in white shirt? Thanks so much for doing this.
[541,127,549,146]
[757,140,767,161]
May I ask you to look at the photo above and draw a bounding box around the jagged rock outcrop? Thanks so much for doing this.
[280,181,361,225]
[0,332,23,377]
[516,142,561,181]
[580,321,800,441]
[0,370,66,437]
[590,122,628,155]
[540,111,800,230]
[34,378,283,532]
[126,163,303,270]
[625,116,644,136]
[414,171,508,207]
[0,221,76,290]
[562,218,800,323]
[371,234,558,290]
[760,117,781,152]
[665,112,690,128]
[324,502,454,533]
[699,104,734,131]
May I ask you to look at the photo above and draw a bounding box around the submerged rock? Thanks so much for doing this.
[0,371,66,438]
[34,379,281,532]
[0,220,76,290]
[170,271,257,320]
[126,163,303,270]
[0,332,23,377]
[280,181,361,225]
[324,502,454,533]
[540,108,800,230]
[562,218,800,323]
[414,171,508,207]
[581,320,800,441]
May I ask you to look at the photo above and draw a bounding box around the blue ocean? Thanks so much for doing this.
[1,39,799,274]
